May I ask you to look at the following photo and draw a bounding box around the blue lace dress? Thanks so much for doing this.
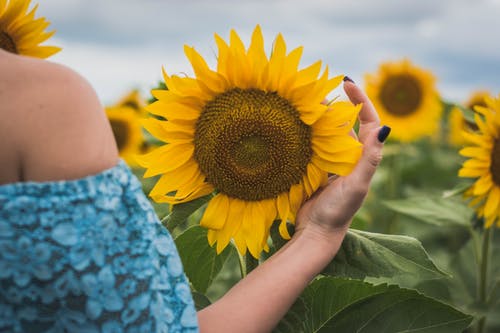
[0,160,199,333]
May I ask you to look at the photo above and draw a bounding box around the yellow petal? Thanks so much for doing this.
[247,25,268,80]
[216,198,246,253]
[22,45,61,58]
[214,33,230,75]
[0,0,7,13]
[151,88,204,110]
[288,183,304,222]
[311,156,356,176]
[312,102,361,137]
[485,216,496,228]
[149,160,201,197]
[475,113,491,136]
[232,202,249,256]
[277,46,304,93]
[266,33,287,91]
[260,199,277,250]
[1,0,28,27]
[321,74,344,96]
[461,131,490,147]
[459,147,491,159]
[146,100,201,121]
[207,229,217,246]
[312,146,362,166]
[142,118,194,143]
[200,194,229,230]
[247,25,265,58]
[244,202,263,258]
[277,193,291,239]
[184,45,226,92]
[229,29,246,54]
[313,135,363,153]
[305,163,326,196]
[295,60,323,86]
[473,175,493,196]
[298,104,329,125]
[152,182,214,204]
[458,167,486,178]
[462,159,490,170]
[484,187,500,218]
[137,143,194,177]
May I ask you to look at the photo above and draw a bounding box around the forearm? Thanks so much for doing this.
[197,224,348,333]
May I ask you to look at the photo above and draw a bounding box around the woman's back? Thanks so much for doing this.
[0,50,199,332]
[0,48,117,185]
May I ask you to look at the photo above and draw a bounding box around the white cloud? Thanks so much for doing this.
[37,0,500,103]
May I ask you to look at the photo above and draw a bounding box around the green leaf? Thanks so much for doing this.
[383,196,473,227]
[274,277,473,333]
[191,290,212,310]
[442,182,472,199]
[455,103,476,124]
[175,225,233,293]
[323,229,447,280]
[162,194,213,232]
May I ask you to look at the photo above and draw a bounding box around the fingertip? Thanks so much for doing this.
[343,75,355,84]
[343,78,364,105]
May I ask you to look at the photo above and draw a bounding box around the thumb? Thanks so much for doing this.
[347,125,390,187]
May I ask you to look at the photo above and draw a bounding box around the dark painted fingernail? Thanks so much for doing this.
[377,125,391,143]
[343,75,355,84]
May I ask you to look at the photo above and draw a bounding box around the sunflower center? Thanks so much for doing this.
[491,139,500,186]
[122,101,140,111]
[379,74,422,116]
[464,119,479,132]
[194,88,312,201]
[233,136,269,169]
[0,31,17,54]
[467,99,487,110]
[110,120,129,151]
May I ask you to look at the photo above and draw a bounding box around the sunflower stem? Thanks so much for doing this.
[487,278,500,308]
[245,255,259,276]
[476,227,492,333]
[237,252,247,279]
[160,214,181,234]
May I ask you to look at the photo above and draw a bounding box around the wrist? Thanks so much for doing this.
[290,222,349,270]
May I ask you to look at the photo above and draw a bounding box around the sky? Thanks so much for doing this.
[36,0,500,105]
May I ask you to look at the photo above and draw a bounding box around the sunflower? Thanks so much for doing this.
[459,94,500,228]
[448,91,492,146]
[365,59,441,142]
[114,89,147,115]
[138,26,362,258]
[0,0,60,58]
[106,106,145,167]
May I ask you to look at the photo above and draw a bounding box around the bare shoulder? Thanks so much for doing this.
[0,50,118,184]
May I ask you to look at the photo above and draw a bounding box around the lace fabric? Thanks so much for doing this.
[0,160,199,333]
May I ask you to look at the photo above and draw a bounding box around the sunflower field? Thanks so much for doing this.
[3,0,499,331]
[101,27,500,332]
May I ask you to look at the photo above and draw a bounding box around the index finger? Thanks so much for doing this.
[343,79,380,142]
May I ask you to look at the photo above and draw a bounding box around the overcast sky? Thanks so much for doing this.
[37,0,500,105]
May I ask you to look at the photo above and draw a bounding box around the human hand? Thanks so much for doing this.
[295,77,390,238]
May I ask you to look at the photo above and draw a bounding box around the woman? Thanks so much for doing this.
[0,48,389,332]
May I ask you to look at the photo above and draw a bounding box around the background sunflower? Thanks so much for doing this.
[113,89,147,116]
[448,91,492,146]
[0,0,60,58]
[105,106,145,167]
[365,59,442,142]
[459,94,500,228]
